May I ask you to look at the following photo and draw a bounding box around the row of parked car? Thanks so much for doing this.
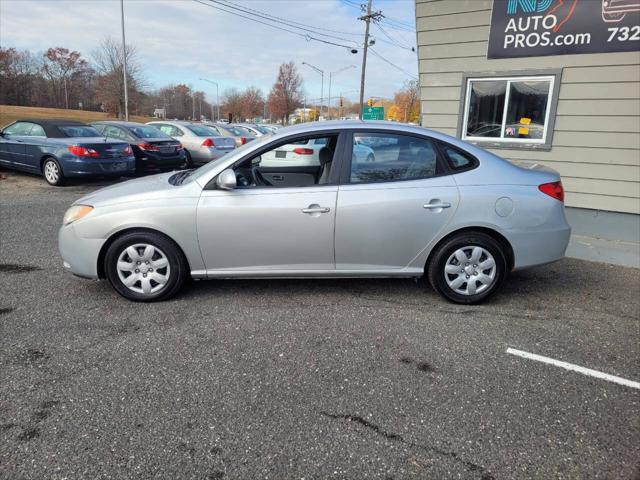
[0,118,280,186]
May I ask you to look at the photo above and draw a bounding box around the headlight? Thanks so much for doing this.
[63,205,93,225]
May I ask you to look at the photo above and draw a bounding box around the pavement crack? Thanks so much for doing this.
[320,411,493,479]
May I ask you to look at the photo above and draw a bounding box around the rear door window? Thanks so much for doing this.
[349,132,441,184]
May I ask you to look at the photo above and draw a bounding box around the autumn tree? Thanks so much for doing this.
[240,86,265,120]
[42,47,90,109]
[268,61,303,124]
[392,79,420,123]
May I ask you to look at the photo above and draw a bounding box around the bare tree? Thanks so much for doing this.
[268,62,303,124]
[92,37,143,117]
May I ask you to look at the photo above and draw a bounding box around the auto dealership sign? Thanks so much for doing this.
[488,0,640,58]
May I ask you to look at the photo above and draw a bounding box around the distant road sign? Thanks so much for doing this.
[362,106,384,120]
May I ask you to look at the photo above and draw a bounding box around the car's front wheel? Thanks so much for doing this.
[42,157,65,186]
[104,231,188,301]
[427,232,507,304]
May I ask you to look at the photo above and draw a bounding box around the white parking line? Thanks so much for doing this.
[506,347,640,390]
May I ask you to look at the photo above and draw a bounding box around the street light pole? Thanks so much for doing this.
[328,65,356,120]
[302,62,324,121]
[200,78,219,121]
[120,0,129,121]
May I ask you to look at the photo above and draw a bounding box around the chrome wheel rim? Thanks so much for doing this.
[44,161,59,184]
[116,243,170,295]
[444,246,496,296]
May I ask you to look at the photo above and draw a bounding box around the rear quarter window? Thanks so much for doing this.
[438,142,478,172]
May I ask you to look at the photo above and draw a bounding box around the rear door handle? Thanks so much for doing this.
[423,202,451,209]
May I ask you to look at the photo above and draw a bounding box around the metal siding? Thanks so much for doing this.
[416,0,640,214]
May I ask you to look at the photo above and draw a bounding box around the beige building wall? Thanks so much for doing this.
[416,0,640,214]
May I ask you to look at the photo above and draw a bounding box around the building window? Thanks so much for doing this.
[461,74,557,148]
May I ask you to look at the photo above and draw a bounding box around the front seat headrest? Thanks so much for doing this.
[318,147,333,166]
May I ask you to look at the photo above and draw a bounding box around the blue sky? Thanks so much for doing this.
[0,0,418,105]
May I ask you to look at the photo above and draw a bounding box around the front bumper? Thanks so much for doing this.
[59,223,104,279]
[61,155,136,177]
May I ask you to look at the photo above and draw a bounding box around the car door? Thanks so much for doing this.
[0,121,33,168]
[196,132,344,273]
[23,123,47,170]
[334,131,460,272]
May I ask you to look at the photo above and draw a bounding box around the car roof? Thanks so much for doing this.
[7,119,91,138]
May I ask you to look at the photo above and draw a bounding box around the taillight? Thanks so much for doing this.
[123,145,132,155]
[201,138,215,147]
[539,181,564,202]
[240,136,247,145]
[138,142,160,152]
[293,148,314,155]
[68,145,99,157]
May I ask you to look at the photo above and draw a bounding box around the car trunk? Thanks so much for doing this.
[138,138,182,156]
[75,138,130,159]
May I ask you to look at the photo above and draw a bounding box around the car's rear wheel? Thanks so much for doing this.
[104,231,188,302]
[42,158,65,186]
[427,232,506,304]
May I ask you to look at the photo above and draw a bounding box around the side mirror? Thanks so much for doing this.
[216,168,236,190]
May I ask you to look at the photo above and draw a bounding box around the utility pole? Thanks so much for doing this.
[358,0,382,120]
[120,0,129,121]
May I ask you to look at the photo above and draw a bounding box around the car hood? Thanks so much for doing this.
[74,171,191,208]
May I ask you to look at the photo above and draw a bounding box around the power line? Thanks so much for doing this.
[369,48,418,80]
[192,0,359,51]
[373,23,415,51]
[219,0,364,37]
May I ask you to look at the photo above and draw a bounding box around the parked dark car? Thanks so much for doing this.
[91,121,186,173]
[0,119,134,186]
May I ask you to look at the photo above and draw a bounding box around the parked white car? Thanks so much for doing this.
[261,138,375,167]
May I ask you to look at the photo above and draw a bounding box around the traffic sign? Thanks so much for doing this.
[362,106,384,120]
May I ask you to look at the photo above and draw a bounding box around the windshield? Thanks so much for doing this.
[179,132,273,185]
[186,124,217,136]
[129,125,171,139]
[60,125,102,137]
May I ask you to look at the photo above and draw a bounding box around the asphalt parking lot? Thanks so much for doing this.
[1,169,639,479]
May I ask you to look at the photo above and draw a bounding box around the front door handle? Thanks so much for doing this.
[423,202,451,209]
[302,205,330,214]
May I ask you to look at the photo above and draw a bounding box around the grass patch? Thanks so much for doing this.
[0,105,153,127]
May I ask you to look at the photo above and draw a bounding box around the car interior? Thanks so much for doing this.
[232,134,339,188]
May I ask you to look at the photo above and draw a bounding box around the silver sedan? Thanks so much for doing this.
[59,121,570,304]
[146,120,235,166]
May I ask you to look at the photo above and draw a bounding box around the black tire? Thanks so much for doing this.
[42,157,65,186]
[427,232,507,304]
[104,230,188,302]
[184,150,194,168]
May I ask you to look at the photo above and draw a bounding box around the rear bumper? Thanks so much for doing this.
[58,224,103,279]
[61,155,136,177]
[137,151,186,171]
[509,224,572,270]
[191,147,234,163]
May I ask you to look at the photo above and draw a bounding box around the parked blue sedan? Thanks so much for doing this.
[0,119,135,186]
